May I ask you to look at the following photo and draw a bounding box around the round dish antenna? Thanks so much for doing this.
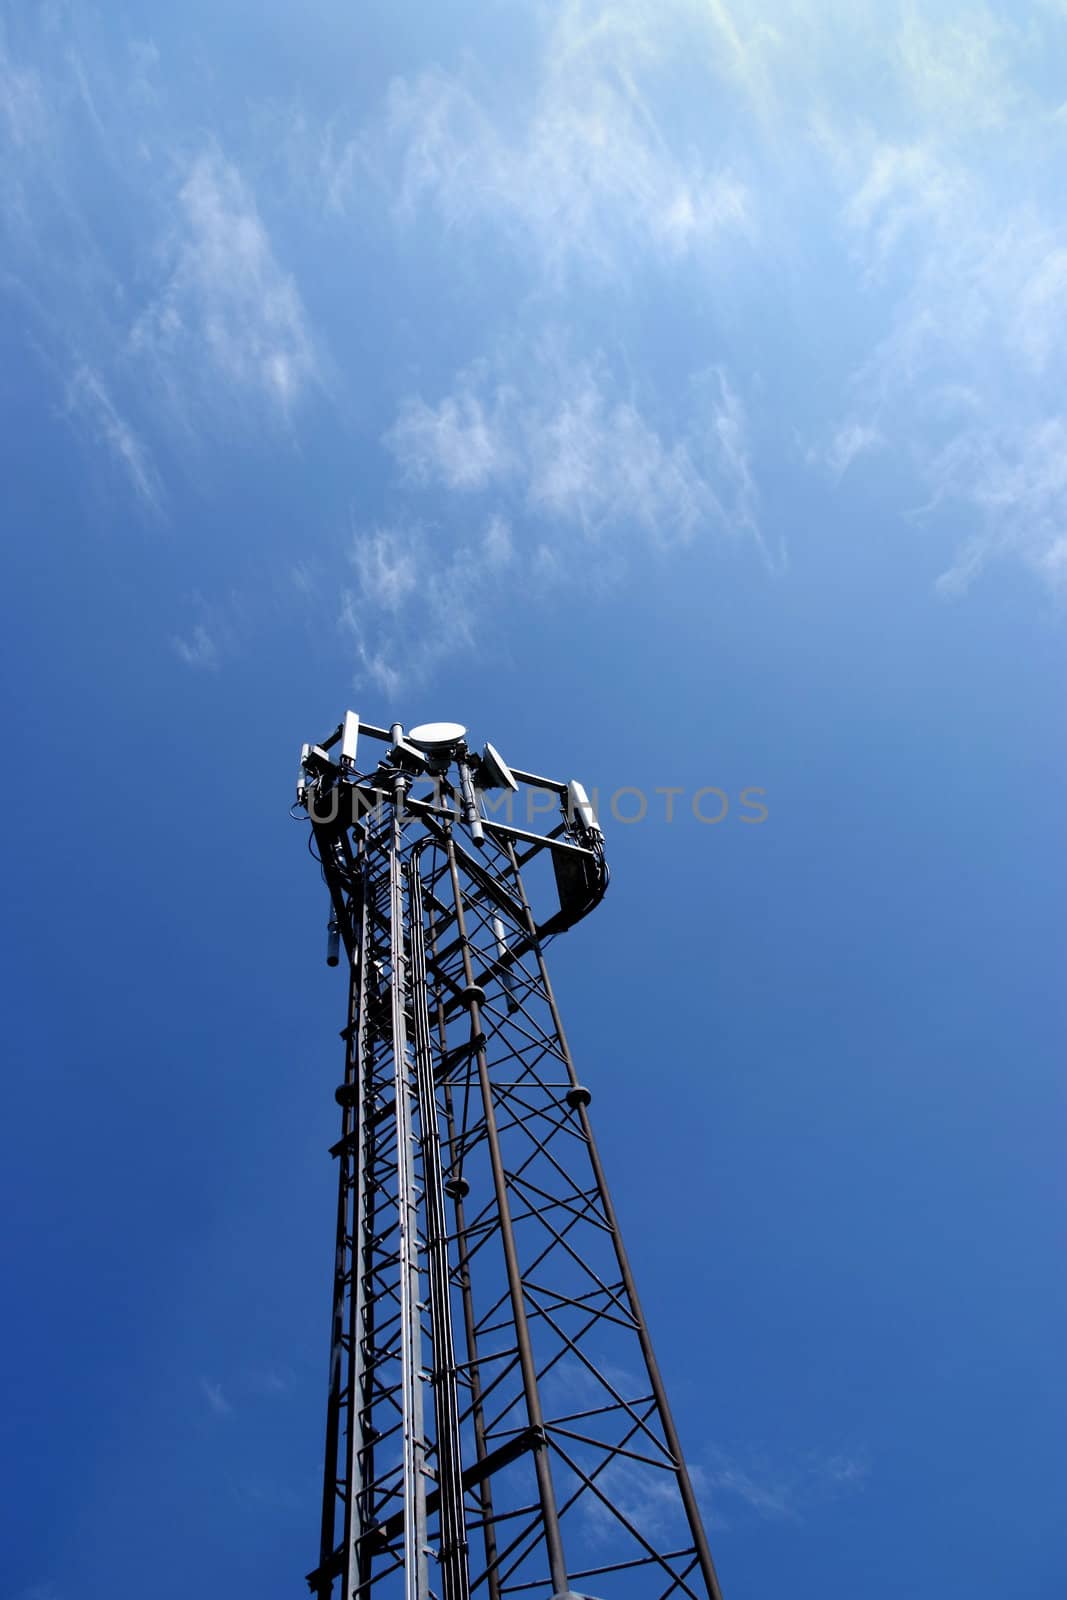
[408,721,467,751]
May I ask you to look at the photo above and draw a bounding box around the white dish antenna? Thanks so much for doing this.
[409,721,467,750]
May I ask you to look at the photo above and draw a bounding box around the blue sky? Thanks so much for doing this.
[2,1,1066,1596]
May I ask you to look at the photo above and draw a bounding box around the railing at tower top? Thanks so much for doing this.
[297,715,609,966]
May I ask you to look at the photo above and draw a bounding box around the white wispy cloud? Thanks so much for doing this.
[200,1377,232,1416]
[172,624,219,670]
[341,344,777,691]
[482,513,512,568]
[9,0,1067,655]
[386,349,767,555]
[926,417,1067,596]
[360,2,750,281]
[341,515,517,694]
[576,1438,869,1547]
[844,143,967,277]
[838,128,1067,591]
[1,19,323,524]
[697,1444,870,1530]
[892,7,1021,133]
[131,150,319,418]
[0,35,47,151]
[579,1455,699,1548]
[815,420,885,482]
[355,344,776,687]
[65,363,162,510]
[349,527,419,612]
[169,589,252,668]
[386,371,512,490]
[0,26,112,273]
[698,1456,798,1523]
[246,1366,291,1396]
[127,39,161,110]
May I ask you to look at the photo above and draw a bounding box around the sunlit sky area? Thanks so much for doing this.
[3,3,1066,1597]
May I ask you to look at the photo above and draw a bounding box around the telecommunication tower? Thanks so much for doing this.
[296,713,723,1600]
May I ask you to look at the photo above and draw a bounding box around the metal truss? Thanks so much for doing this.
[297,715,724,1600]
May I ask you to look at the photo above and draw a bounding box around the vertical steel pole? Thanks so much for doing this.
[444,832,571,1599]
[425,894,504,1600]
[408,853,470,1600]
[315,955,361,1599]
[389,789,430,1600]
[343,864,375,1600]
[504,840,725,1600]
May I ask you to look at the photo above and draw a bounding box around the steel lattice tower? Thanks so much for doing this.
[296,713,724,1600]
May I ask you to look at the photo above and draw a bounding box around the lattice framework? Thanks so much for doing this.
[297,715,724,1600]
